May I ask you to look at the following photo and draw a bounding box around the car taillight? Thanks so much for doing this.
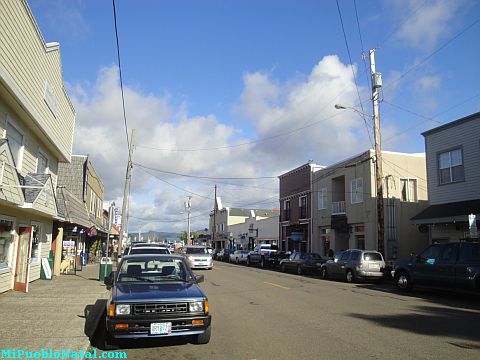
[359,261,364,269]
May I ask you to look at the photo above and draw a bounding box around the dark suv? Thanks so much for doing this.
[392,241,480,293]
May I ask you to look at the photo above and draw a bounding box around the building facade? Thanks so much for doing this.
[412,112,480,242]
[209,197,278,249]
[279,162,323,253]
[0,1,75,292]
[312,150,429,260]
[228,210,279,249]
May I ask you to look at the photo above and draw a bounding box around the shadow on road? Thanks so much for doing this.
[347,304,480,349]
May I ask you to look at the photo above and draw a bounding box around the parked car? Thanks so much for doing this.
[321,249,385,283]
[219,248,234,262]
[229,250,250,264]
[247,244,288,268]
[104,254,211,345]
[182,245,213,270]
[127,246,170,255]
[280,252,326,275]
[392,241,480,293]
[212,248,221,260]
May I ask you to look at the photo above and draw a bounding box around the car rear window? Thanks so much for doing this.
[130,248,169,255]
[186,247,208,254]
[363,252,383,261]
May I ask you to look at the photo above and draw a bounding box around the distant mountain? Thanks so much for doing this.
[128,230,181,242]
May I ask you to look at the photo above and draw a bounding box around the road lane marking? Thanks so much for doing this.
[263,281,290,290]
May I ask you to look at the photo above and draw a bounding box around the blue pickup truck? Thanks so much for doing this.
[392,241,480,293]
[104,254,211,345]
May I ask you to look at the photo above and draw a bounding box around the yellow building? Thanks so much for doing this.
[0,1,75,292]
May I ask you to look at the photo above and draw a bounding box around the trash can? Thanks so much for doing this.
[99,257,113,282]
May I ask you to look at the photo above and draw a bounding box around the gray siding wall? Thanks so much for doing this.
[425,117,480,205]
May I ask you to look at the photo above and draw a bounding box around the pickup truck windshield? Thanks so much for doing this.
[117,257,191,283]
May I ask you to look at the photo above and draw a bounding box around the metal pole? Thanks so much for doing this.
[369,49,385,257]
[213,185,217,248]
[120,129,136,254]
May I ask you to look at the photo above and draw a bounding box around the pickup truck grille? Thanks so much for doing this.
[133,302,188,315]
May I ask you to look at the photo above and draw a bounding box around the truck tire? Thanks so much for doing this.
[260,257,265,268]
[395,271,413,292]
[192,325,211,344]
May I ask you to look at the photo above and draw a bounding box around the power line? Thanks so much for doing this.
[353,0,372,91]
[112,0,130,152]
[382,16,480,93]
[336,0,374,148]
[134,162,277,180]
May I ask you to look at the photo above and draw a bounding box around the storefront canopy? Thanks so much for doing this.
[411,199,480,225]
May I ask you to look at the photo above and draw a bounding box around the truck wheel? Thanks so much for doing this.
[395,271,413,292]
[297,265,303,275]
[260,257,265,268]
[192,325,211,344]
[321,267,328,280]
[346,270,355,283]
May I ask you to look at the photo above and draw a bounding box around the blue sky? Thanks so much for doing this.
[29,0,480,233]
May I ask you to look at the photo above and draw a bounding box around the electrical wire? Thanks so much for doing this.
[133,162,277,180]
[336,0,374,148]
[112,0,130,152]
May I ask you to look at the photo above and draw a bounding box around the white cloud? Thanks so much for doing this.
[393,0,462,50]
[416,75,442,92]
[70,56,393,232]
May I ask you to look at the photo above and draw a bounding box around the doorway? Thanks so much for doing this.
[14,226,32,292]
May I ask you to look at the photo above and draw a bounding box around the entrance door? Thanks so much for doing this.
[14,226,32,292]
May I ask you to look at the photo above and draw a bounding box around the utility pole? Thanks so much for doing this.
[120,128,136,254]
[369,49,385,257]
[213,185,217,249]
[185,196,192,245]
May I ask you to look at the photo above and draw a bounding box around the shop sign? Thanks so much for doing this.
[41,258,52,279]
[63,240,75,249]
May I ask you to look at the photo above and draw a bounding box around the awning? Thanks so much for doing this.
[411,199,480,224]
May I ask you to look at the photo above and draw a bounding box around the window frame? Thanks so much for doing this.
[437,147,465,185]
[299,195,307,219]
[5,116,25,171]
[318,188,327,210]
[0,215,16,272]
[400,177,418,202]
[36,149,50,174]
[350,177,363,204]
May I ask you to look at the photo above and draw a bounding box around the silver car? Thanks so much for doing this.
[321,249,385,283]
[183,246,213,270]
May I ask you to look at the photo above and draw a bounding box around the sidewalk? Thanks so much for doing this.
[0,263,110,353]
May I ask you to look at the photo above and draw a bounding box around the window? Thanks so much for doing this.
[283,200,291,221]
[299,196,307,219]
[0,219,14,270]
[350,178,363,204]
[438,148,464,184]
[6,121,24,169]
[37,151,49,174]
[318,188,327,210]
[340,251,350,261]
[350,251,361,260]
[30,223,42,263]
[400,178,417,202]
[356,235,365,250]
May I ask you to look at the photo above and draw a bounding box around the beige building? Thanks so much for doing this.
[228,210,280,249]
[0,1,75,292]
[312,150,429,261]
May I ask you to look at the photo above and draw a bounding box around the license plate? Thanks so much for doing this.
[150,322,172,335]
[369,264,380,270]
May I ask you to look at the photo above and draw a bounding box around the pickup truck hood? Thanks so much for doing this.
[113,282,205,302]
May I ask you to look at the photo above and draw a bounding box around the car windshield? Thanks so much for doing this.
[185,247,208,254]
[117,257,192,283]
[129,248,169,255]
[306,253,322,260]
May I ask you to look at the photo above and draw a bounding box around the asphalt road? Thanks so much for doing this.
[94,260,480,360]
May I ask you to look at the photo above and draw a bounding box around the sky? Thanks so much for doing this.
[28,0,480,234]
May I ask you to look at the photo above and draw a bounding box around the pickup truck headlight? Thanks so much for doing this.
[189,301,204,312]
[116,304,131,315]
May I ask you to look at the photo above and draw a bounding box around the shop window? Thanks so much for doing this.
[0,219,14,270]
[31,224,42,263]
